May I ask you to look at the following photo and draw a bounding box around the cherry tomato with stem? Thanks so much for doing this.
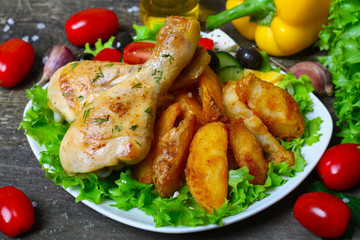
[123,42,155,64]
[0,39,35,88]
[65,8,119,46]
[93,48,122,62]
[317,143,360,190]
[0,186,35,237]
[199,38,214,50]
[293,192,351,238]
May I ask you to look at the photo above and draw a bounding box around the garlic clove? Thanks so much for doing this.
[287,61,333,96]
[38,45,74,85]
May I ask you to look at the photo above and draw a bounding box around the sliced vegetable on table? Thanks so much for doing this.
[206,0,332,56]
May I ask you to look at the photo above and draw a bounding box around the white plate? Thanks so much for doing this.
[23,92,333,234]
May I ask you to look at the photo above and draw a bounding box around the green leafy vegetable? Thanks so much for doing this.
[133,23,164,41]
[316,0,360,144]
[19,63,321,228]
[84,36,115,56]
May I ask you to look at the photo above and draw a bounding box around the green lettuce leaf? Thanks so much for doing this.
[133,23,164,41]
[316,0,360,144]
[84,36,115,56]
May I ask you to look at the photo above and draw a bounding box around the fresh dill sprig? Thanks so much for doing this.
[161,54,174,64]
[91,115,110,124]
[144,107,153,117]
[131,83,142,89]
[83,107,94,123]
[70,62,79,70]
[91,67,104,84]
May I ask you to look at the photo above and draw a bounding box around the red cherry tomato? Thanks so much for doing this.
[93,48,122,62]
[0,39,35,88]
[317,143,360,190]
[199,38,214,50]
[65,8,119,46]
[293,192,350,238]
[0,186,35,237]
[123,42,155,64]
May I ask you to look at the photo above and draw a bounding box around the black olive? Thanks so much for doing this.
[235,46,263,70]
[112,32,134,52]
[207,49,220,73]
[78,52,94,61]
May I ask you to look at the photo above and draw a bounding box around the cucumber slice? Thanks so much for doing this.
[217,66,244,83]
[216,51,241,70]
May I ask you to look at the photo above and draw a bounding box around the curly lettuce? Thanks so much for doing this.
[316,0,360,143]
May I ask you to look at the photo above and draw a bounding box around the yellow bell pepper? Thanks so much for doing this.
[244,68,285,84]
[207,0,332,56]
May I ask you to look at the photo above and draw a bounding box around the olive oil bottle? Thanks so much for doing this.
[140,0,199,26]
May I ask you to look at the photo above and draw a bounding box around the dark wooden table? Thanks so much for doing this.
[0,0,359,239]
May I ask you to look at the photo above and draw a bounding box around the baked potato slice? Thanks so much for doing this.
[170,46,211,92]
[199,66,225,122]
[228,119,268,185]
[152,114,197,197]
[134,103,181,184]
[185,121,228,213]
[175,89,207,128]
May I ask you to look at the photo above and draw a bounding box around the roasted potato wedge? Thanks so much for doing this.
[134,103,181,184]
[222,81,295,166]
[229,119,268,185]
[170,46,211,92]
[152,114,197,197]
[199,66,225,122]
[185,122,228,213]
[237,73,305,140]
[175,89,207,128]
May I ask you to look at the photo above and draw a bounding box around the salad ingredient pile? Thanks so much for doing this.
[317,0,360,144]
[206,0,332,56]
[19,13,323,227]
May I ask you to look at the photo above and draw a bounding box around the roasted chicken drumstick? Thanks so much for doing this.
[59,16,200,175]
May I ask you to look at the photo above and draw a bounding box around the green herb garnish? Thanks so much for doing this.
[92,67,104,84]
[161,54,174,65]
[70,62,79,70]
[91,115,110,125]
[131,83,142,89]
[144,107,153,117]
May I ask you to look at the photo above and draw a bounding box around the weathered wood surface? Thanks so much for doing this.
[0,0,358,239]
